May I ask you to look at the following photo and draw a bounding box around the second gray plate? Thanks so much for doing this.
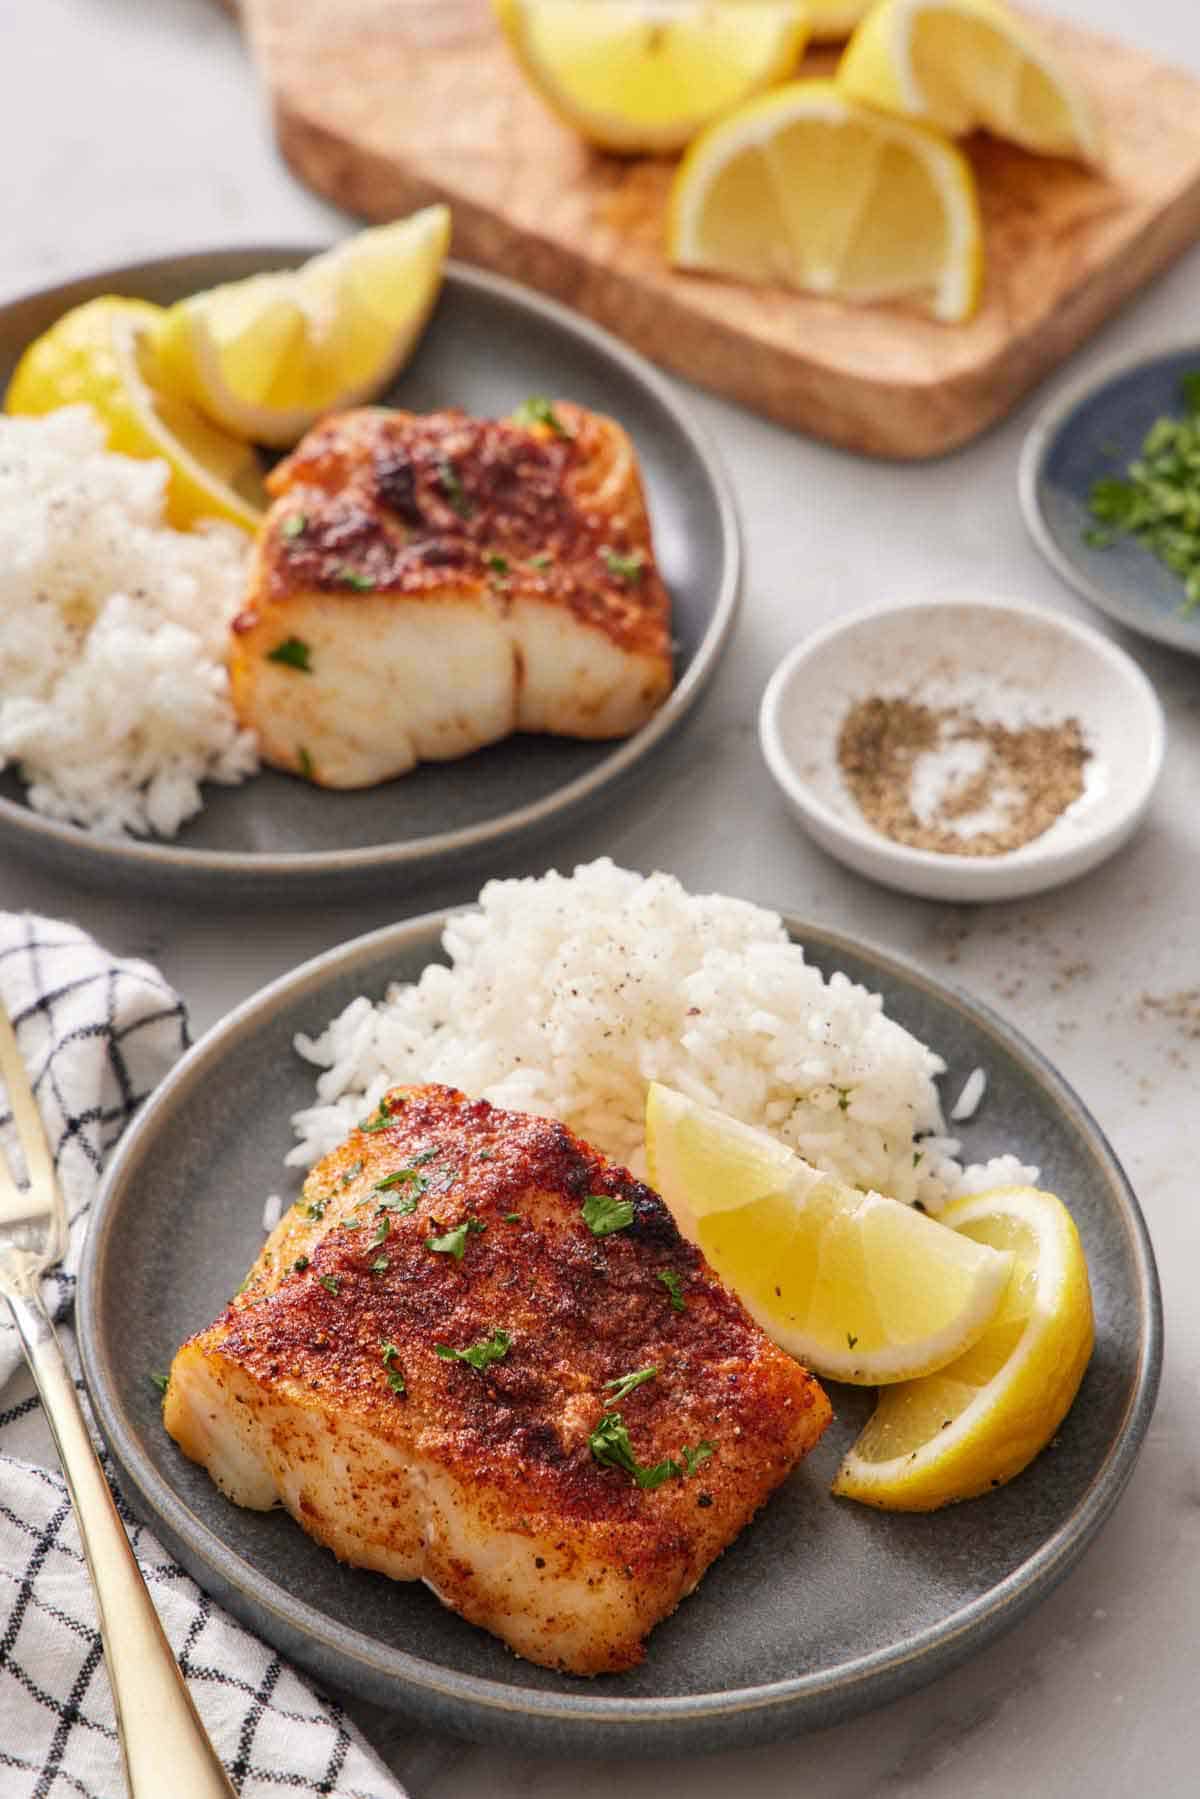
[0,250,740,901]
[78,913,1161,1757]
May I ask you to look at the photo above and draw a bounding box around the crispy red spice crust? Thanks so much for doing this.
[233,402,671,662]
[169,1087,832,1669]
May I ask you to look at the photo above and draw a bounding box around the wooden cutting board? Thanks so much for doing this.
[242,0,1200,458]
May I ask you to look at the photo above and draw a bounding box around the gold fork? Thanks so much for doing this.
[0,997,235,1798]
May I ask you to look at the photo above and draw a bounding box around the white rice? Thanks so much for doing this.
[0,406,257,837]
[290,860,1034,1213]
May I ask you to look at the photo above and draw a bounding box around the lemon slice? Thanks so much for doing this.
[4,296,265,532]
[837,0,1101,163]
[668,79,983,322]
[155,208,452,448]
[833,1185,1094,1509]
[492,0,810,154]
[645,1083,1012,1384]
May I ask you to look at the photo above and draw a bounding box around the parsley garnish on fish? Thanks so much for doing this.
[503,1212,520,1223]
[281,512,306,540]
[599,546,644,584]
[528,552,553,569]
[658,1269,686,1313]
[371,1214,391,1246]
[589,1413,713,1490]
[435,1328,512,1370]
[438,458,472,516]
[266,635,313,672]
[380,1341,406,1394]
[582,1193,634,1236]
[319,1274,340,1296]
[512,396,572,438]
[485,552,510,578]
[425,1217,485,1262]
[305,1198,327,1221]
[297,745,314,779]
[603,1366,657,1405]
[291,1256,309,1273]
[370,1255,390,1275]
[341,1160,363,1185]
[360,1102,395,1134]
[336,565,375,591]
[149,1371,170,1395]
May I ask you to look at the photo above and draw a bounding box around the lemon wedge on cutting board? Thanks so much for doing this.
[155,208,452,448]
[492,0,810,154]
[833,1185,1094,1510]
[5,296,265,532]
[837,0,1101,163]
[645,1083,1013,1384]
[668,80,983,321]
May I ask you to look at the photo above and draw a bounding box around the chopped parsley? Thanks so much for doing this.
[485,552,510,578]
[380,1341,406,1395]
[297,745,314,779]
[266,635,313,672]
[425,1217,485,1262]
[582,1193,634,1236]
[438,458,472,516]
[335,565,375,591]
[502,1212,521,1223]
[588,1412,713,1489]
[603,1366,657,1405]
[658,1269,686,1313]
[680,1443,714,1477]
[359,1102,396,1134]
[304,1198,327,1222]
[528,552,553,570]
[281,512,307,540]
[319,1274,340,1296]
[1086,373,1200,612]
[376,1192,419,1216]
[370,1254,390,1275]
[513,395,572,438]
[341,1160,364,1186]
[435,1328,512,1371]
[149,1371,170,1395]
[599,545,645,584]
[370,1214,391,1246]
[291,1255,309,1273]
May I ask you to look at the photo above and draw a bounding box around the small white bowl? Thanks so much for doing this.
[758,597,1165,903]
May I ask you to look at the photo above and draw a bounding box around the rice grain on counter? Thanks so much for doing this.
[0,406,257,837]
[291,861,1034,1212]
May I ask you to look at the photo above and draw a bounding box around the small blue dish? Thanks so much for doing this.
[1020,343,1200,657]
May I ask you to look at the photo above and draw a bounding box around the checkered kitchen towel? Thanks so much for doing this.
[0,914,406,1799]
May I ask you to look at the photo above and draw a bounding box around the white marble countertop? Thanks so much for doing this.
[2,1,1197,1793]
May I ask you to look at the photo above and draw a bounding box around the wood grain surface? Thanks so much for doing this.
[242,0,1200,458]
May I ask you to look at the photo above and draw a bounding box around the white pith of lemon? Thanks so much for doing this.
[668,79,983,322]
[833,1185,1094,1510]
[154,208,452,448]
[4,296,266,532]
[837,0,1101,163]
[492,0,810,154]
[644,1083,1012,1384]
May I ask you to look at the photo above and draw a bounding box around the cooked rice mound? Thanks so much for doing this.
[291,860,1034,1211]
[0,406,257,837]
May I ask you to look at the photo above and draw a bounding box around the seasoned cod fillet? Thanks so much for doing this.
[229,403,674,786]
[165,1084,831,1674]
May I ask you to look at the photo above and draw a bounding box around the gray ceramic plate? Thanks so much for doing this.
[1019,341,1200,657]
[79,913,1161,1757]
[0,251,740,901]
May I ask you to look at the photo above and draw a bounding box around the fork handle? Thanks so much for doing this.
[6,1284,236,1798]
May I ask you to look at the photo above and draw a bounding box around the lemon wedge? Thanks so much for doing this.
[155,208,452,448]
[833,1185,1094,1509]
[806,0,872,40]
[4,296,265,532]
[668,79,983,322]
[645,1083,1013,1384]
[492,0,810,154]
[837,0,1101,163]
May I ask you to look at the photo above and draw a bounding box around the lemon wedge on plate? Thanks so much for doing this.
[155,208,452,448]
[492,0,810,154]
[668,79,983,321]
[645,1083,1012,1384]
[5,295,265,532]
[833,1185,1094,1509]
[837,0,1101,163]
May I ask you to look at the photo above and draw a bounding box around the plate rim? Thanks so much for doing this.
[1018,336,1200,657]
[0,248,742,880]
[77,908,1163,1750]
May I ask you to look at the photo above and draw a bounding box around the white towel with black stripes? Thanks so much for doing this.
[0,912,405,1799]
